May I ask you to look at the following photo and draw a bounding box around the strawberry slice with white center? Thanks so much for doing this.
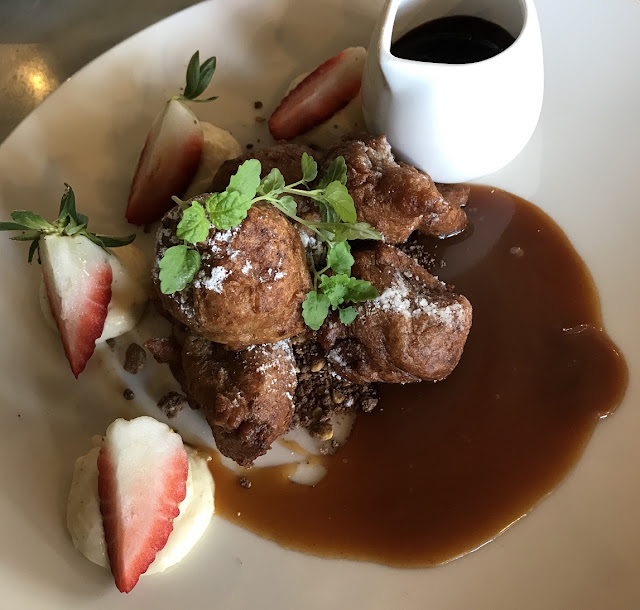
[98,417,189,593]
[125,98,204,226]
[268,46,366,141]
[40,234,112,378]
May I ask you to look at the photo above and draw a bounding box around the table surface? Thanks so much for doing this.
[0,0,204,143]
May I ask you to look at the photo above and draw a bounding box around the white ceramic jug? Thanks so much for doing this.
[361,0,544,183]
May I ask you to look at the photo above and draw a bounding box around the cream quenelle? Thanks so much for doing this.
[67,429,214,575]
[40,242,149,342]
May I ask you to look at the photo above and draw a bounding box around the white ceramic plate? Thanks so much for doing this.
[1,0,639,607]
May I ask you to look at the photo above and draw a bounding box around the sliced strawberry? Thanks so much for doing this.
[126,99,204,226]
[40,234,112,378]
[269,46,366,141]
[98,417,189,593]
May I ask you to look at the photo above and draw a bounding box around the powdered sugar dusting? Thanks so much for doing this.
[195,265,230,293]
[369,272,466,326]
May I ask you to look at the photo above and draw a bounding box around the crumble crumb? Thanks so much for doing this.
[157,391,188,419]
[124,342,147,374]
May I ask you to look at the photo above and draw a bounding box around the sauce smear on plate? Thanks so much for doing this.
[209,186,628,566]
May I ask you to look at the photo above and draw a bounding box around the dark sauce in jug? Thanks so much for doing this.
[209,186,628,566]
[391,15,516,64]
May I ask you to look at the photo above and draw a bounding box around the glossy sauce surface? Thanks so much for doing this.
[391,15,516,64]
[209,186,628,566]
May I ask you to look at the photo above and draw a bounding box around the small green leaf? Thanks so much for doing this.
[58,184,77,223]
[343,277,379,303]
[314,199,340,224]
[92,233,136,248]
[10,211,51,231]
[0,221,30,231]
[331,222,383,242]
[260,168,285,195]
[302,291,331,331]
[158,245,201,294]
[339,306,357,325]
[319,274,378,309]
[205,191,252,230]
[10,230,41,242]
[275,195,297,217]
[190,95,218,104]
[324,181,357,223]
[326,241,354,275]
[27,237,40,263]
[177,202,210,244]
[228,158,262,199]
[64,224,86,236]
[194,55,217,99]
[183,51,201,100]
[319,273,350,308]
[318,156,347,188]
[301,152,318,183]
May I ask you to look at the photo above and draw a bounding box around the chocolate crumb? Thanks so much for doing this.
[254,100,263,109]
[157,391,188,419]
[291,340,379,429]
[246,143,254,150]
[124,343,146,374]
[239,477,252,489]
[123,389,135,401]
[106,338,116,348]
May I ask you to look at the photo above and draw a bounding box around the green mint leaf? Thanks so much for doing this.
[326,241,354,275]
[0,221,30,231]
[177,202,210,244]
[194,56,217,99]
[339,306,357,325]
[313,199,339,224]
[302,291,330,331]
[91,233,136,248]
[275,195,297,217]
[27,238,40,263]
[228,158,261,199]
[10,211,51,231]
[343,277,379,303]
[324,181,357,223]
[318,156,347,189]
[205,191,252,230]
[183,51,201,100]
[319,274,378,309]
[158,245,201,294]
[301,152,318,183]
[319,273,350,308]
[331,222,383,242]
[260,168,285,195]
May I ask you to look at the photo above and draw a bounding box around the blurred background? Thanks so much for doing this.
[0,0,204,142]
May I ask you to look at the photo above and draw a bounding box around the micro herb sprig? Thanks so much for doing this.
[0,184,135,263]
[158,153,382,330]
[174,50,218,103]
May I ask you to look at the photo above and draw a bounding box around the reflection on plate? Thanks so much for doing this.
[0,0,638,608]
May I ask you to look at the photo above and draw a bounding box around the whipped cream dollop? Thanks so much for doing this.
[67,438,214,574]
[40,243,149,342]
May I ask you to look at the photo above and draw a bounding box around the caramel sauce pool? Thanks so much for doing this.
[209,186,628,566]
